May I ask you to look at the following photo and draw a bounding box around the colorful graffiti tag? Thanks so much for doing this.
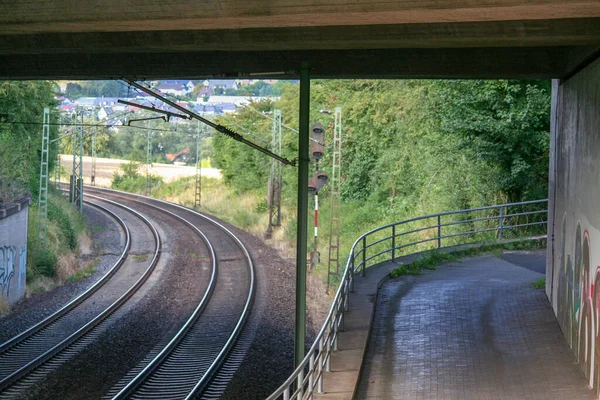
[0,245,16,297]
[556,215,599,393]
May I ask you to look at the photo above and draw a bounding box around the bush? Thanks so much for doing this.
[47,200,78,250]
[31,248,57,278]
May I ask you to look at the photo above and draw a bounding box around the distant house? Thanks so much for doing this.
[157,82,189,97]
[176,80,196,92]
[74,97,97,108]
[197,95,273,106]
[60,104,76,113]
[165,148,191,163]
[73,96,119,109]
[197,86,212,99]
[204,79,238,92]
[97,106,115,121]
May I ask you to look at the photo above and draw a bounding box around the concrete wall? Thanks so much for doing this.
[0,196,29,304]
[547,56,600,394]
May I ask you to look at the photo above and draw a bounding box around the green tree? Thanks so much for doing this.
[427,80,550,202]
[0,81,58,201]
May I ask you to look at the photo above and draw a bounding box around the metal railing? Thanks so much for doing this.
[267,199,547,400]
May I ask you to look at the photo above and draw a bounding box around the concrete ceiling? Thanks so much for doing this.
[1,0,600,79]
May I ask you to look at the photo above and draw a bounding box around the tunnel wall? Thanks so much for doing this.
[0,196,29,305]
[548,56,600,392]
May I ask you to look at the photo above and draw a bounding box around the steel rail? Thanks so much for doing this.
[83,187,256,400]
[267,199,548,399]
[0,201,130,354]
[0,195,162,393]
[106,199,218,399]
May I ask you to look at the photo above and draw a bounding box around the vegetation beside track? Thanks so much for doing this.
[0,82,92,306]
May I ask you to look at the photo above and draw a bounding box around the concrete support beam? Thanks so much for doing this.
[0,46,579,80]
[1,18,599,55]
[2,1,600,34]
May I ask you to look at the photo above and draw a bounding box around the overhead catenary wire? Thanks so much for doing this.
[0,121,175,133]
[122,78,296,167]
[243,104,325,146]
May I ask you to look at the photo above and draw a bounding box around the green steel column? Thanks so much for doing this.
[295,61,311,368]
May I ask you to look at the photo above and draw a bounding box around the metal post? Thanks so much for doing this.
[72,109,84,212]
[326,328,331,372]
[362,236,367,276]
[295,61,310,369]
[317,337,324,393]
[333,315,339,351]
[54,114,62,190]
[350,250,355,292]
[195,121,202,208]
[437,215,442,249]
[313,192,319,267]
[91,114,97,186]
[266,109,282,238]
[37,107,50,250]
[499,206,504,240]
[146,129,153,196]
[327,107,342,292]
[309,352,315,397]
[392,224,396,262]
[71,112,77,204]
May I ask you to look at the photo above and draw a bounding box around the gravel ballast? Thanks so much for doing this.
[1,195,327,399]
[0,204,123,344]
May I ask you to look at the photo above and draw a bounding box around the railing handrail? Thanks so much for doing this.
[267,198,548,399]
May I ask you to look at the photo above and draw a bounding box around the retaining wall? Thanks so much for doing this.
[0,196,30,304]
[547,56,600,394]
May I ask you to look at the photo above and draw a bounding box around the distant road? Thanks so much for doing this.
[60,155,221,187]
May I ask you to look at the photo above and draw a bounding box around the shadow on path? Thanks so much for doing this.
[357,252,594,400]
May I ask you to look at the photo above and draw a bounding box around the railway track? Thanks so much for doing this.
[0,197,161,397]
[0,187,255,400]
[85,188,255,400]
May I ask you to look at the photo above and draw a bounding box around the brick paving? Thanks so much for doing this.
[357,254,596,400]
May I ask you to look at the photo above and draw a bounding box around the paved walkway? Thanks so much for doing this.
[356,253,595,400]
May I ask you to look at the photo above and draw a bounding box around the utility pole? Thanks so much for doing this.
[37,107,50,250]
[54,114,62,190]
[71,108,84,212]
[265,109,282,239]
[91,112,97,186]
[295,61,310,369]
[327,107,343,293]
[146,128,153,197]
[195,120,203,208]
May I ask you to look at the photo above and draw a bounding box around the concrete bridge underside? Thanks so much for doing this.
[1,1,600,79]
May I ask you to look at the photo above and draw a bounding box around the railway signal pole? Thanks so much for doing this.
[308,123,327,267]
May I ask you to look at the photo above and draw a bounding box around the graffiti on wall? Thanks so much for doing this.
[18,246,26,293]
[556,214,599,393]
[0,245,16,297]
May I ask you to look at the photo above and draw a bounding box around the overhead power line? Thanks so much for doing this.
[121,78,296,167]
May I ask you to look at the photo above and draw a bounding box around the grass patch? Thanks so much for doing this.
[390,238,546,278]
[65,265,96,282]
[132,254,148,261]
[532,278,546,289]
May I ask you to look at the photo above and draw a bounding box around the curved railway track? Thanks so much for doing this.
[1,187,256,400]
[0,197,162,397]
[84,187,256,400]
